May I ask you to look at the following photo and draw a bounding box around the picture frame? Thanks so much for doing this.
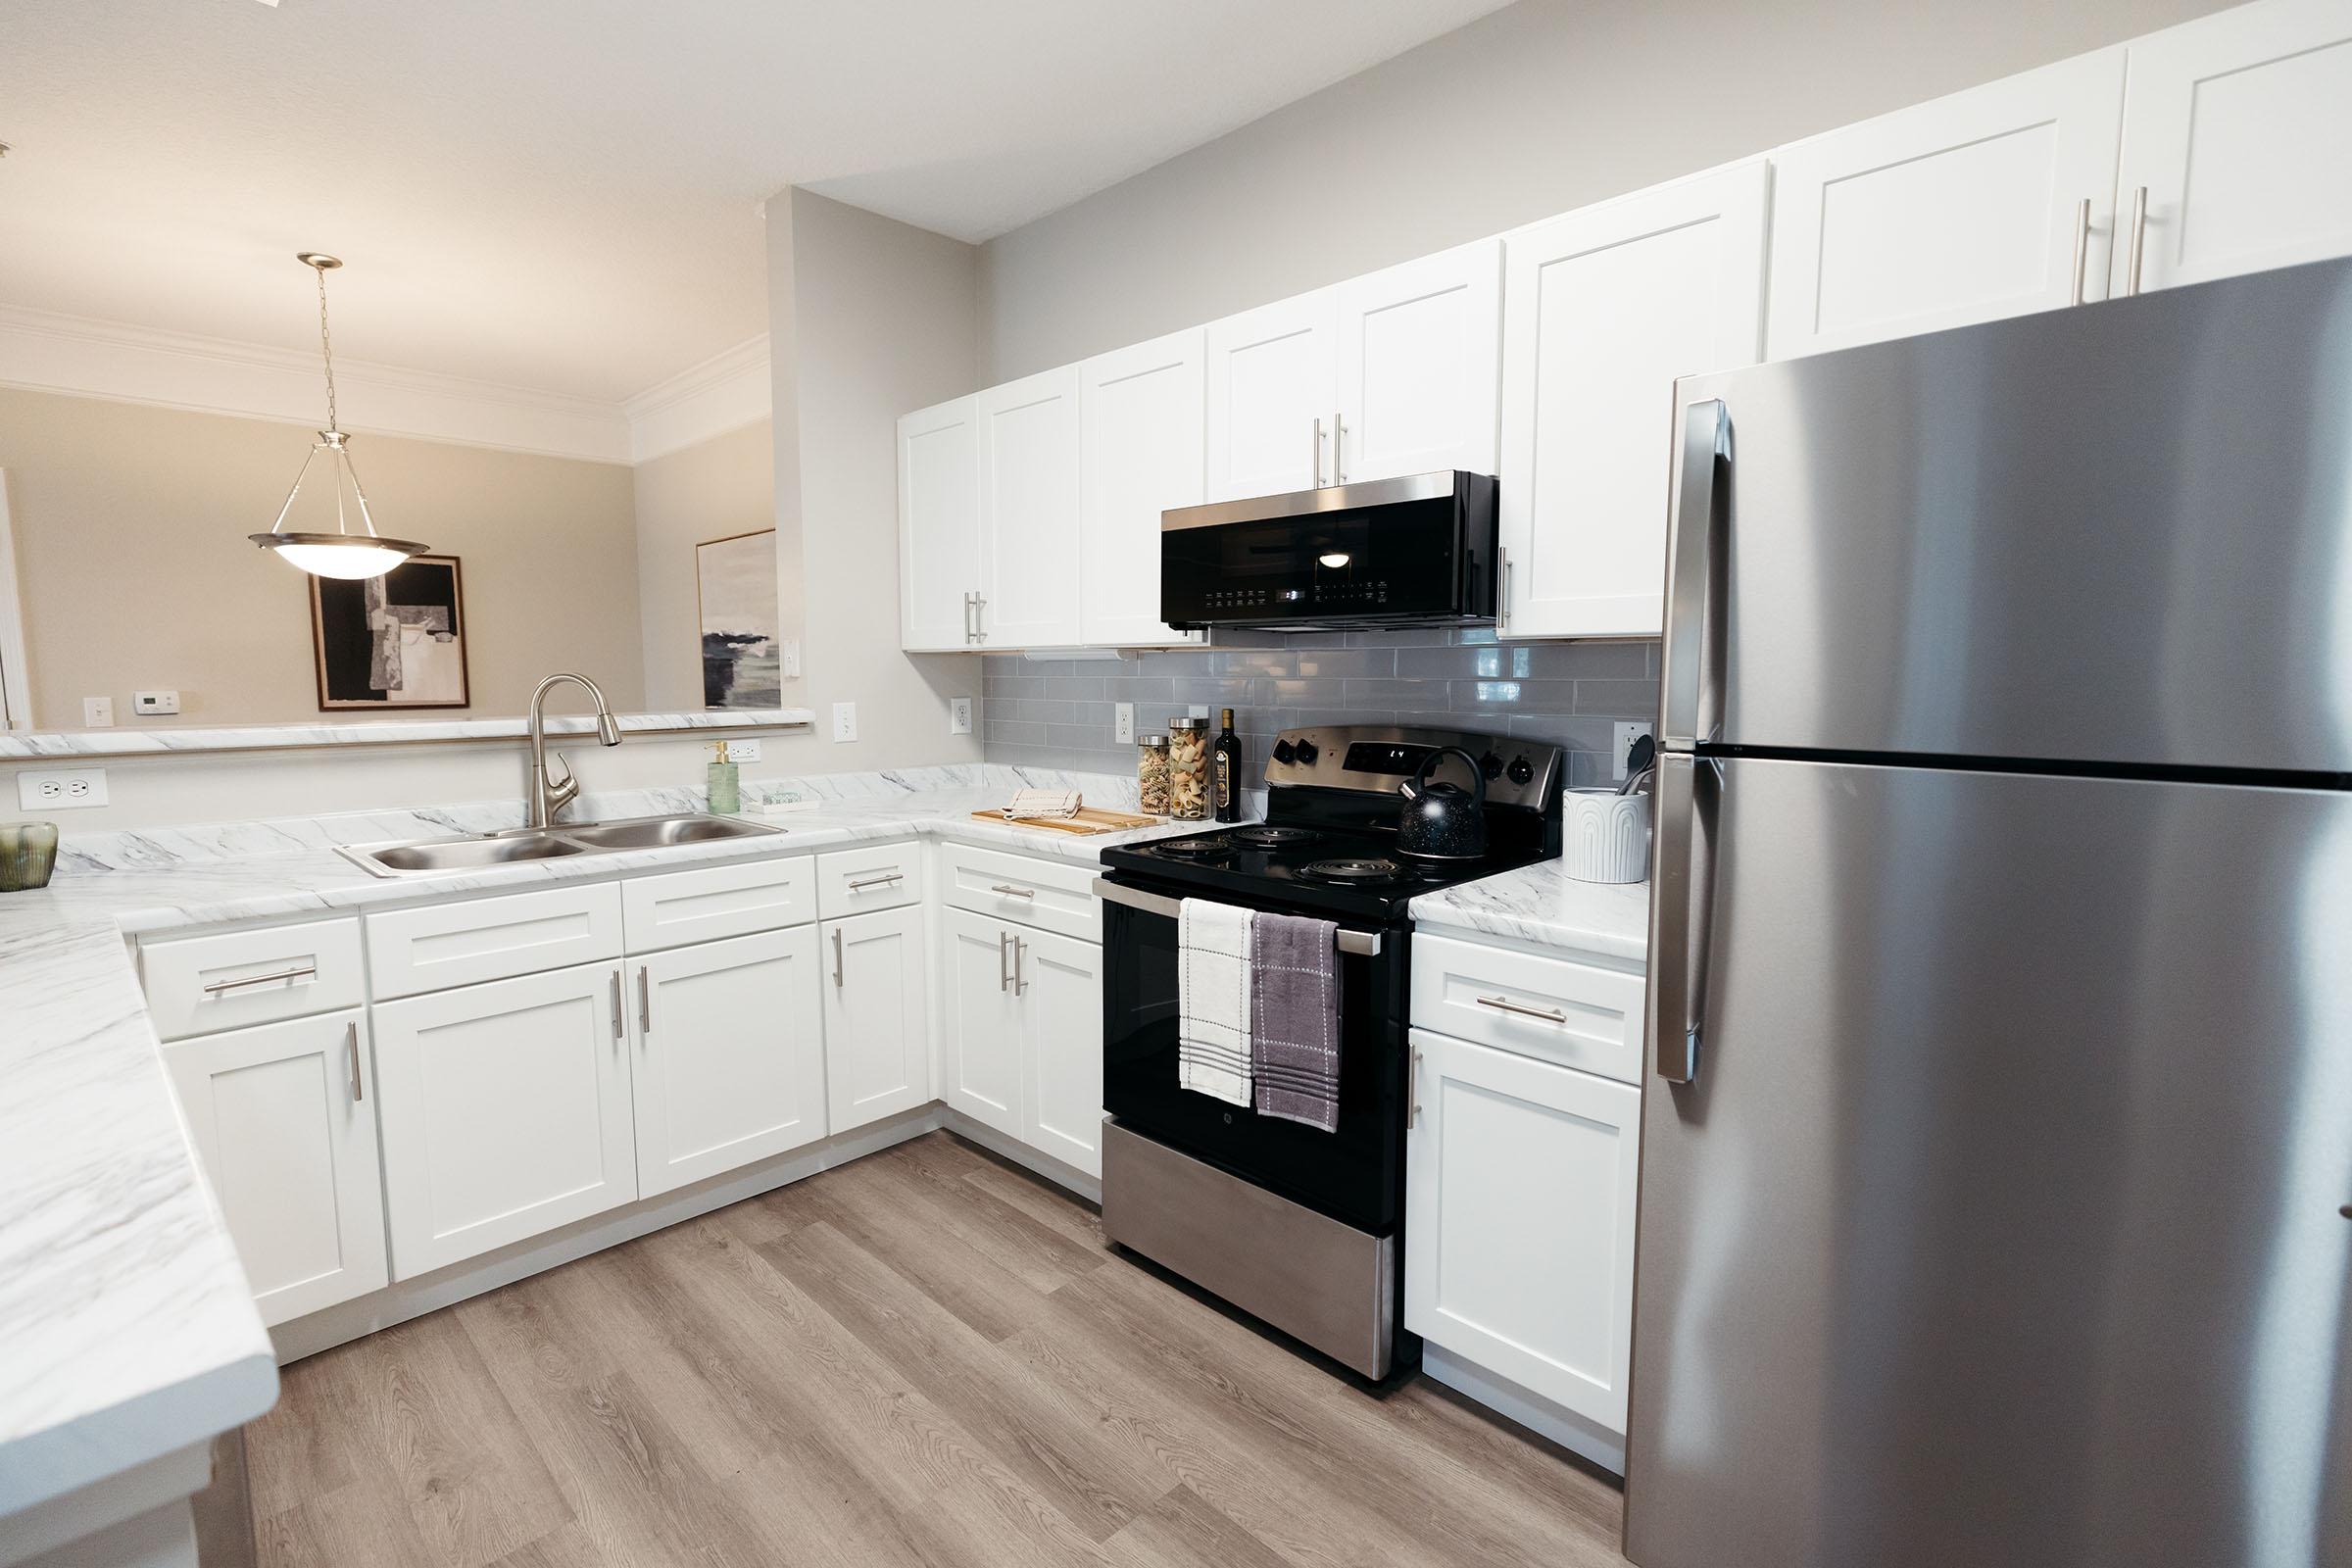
[310,554,471,711]
[695,528,782,710]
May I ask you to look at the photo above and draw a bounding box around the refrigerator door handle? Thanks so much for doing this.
[1648,751,1718,1085]
[1661,399,1729,750]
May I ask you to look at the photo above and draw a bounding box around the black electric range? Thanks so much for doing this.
[1095,724,1564,1381]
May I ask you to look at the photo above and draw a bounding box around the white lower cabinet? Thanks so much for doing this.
[1014,925,1104,1178]
[630,926,828,1199]
[939,905,1104,1178]
[164,1005,388,1326]
[939,906,1026,1139]
[1405,1026,1642,1437]
[821,905,932,1135]
[373,960,638,1277]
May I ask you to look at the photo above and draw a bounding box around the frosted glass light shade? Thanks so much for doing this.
[249,532,427,579]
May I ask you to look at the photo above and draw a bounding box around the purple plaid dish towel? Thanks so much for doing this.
[1250,909,1341,1132]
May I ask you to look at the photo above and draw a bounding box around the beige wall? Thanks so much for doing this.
[776,188,985,771]
[976,0,2235,379]
[631,419,787,712]
[0,387,646,727]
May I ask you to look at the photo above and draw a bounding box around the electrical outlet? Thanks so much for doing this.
[949,697,973,735]
[1613,721,1655,782]
[82,697,114,727]
[1188,704,1210,720]
[831,702,858,743]
[133,690,181,716]
[1113,703,1135,746]
[726,737,761,762]
[18,767,109,810]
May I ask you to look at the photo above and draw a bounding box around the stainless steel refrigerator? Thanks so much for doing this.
[1626,258,2352,1568]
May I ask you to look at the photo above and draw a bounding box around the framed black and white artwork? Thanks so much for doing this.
[696,528,781,709]
[310,554,470,710]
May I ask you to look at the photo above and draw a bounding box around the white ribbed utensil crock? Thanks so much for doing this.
[1563,789,1650,884]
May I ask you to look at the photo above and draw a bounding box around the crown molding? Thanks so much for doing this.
[0,306,773,466]
[621,333,773,462]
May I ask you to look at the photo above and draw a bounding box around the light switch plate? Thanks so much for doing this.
[82,697,114,727]
[1613,721,1654,782]
[831,702,858,743]
[726,737,761,762]
[18,767,108,809]
[1114,703,1135,745]
[778,640,801,679]
[949,697,973,735]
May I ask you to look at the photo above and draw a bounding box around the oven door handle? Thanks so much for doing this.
[1091,877,1383,956]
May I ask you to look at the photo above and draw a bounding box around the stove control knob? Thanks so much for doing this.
[1478,751,1504,780]
[1272,739,1297,765]
[1506,755,1535,786]
[1295,739,1319,765]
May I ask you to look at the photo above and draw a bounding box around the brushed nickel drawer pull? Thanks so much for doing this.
[610,971,624,1041]
[203,963,317,996]
[999,930,1012,992]
[345,1021,364,1102]
[991,883,1036,899]
[1013,935,1028,996]
[638,966,652,1034]
[847,872,905,891]
[1476,994,1567,1024]
[832,927,845,988]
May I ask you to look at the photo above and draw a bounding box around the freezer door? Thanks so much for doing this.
[1626,755,2352,1568]
[1662,256,2352,774]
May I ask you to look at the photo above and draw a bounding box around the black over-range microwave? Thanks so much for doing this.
[1158,470,1498,632]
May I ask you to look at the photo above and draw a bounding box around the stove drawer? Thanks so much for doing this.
[1410,932,1645,1086]
[938,843,1100,942]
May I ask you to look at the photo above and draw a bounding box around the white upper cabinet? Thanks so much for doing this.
[1204,290,1340,500]
[630,927,827,1199]
[898,395,980,652]
[975,366,1085,649]
[2113,0,2352,295]
[1498,162,1769,639]
[1334,241,1503,483]
[1767,50,2129,358]
[1078,329,1207,648]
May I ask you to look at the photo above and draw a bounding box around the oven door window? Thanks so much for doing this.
[1101,898,1404,1234]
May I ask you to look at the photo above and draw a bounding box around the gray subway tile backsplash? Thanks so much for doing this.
[981,627,1661,796]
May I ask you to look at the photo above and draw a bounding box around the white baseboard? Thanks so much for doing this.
[270,1106,942,1364]
[1421,1344,1626,1477]
[936,1107,1101,1204]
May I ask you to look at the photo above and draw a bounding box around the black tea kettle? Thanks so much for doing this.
[1396,747,1489,860]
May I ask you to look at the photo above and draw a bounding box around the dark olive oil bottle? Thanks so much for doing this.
[1213,709,1242,823]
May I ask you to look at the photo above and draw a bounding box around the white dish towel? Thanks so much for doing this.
[1001,788,1083,821]
[1178,898,1255,1106]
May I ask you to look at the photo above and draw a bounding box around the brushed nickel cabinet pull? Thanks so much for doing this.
[610,971,624,1041]
[1408,1046,1420,1129]
[2126,185,2149,296]
[832,927,845,988]
[1013,935,1028,996]
[1334,407,1347,484]
[1310,416,1326,487]
[345,1021,364,1102]
[203,963,316,996]
[999,930,1012,992]
[1476,994,1568,1024]
[2069,197,2091,306]
[848,872,905,891]
[991,883,1036,899]
[638,966,652,1034]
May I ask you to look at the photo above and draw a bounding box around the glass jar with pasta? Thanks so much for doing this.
[1166,717,1210,821]
[1136,733,1172,816]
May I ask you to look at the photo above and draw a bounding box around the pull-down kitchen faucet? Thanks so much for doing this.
[526,671,622,827]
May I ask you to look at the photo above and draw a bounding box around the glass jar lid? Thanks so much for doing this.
[1137,733,1169,747]
[1168,715,1207,730]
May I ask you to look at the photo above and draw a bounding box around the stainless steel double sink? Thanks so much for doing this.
[338,812,782,877]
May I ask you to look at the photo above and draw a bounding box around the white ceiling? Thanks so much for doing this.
[0,0,1510,405]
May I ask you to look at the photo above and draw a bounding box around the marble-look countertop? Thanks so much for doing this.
[0,707,813,760]
[1409,859,1652,963]
[0,766,1192,1522]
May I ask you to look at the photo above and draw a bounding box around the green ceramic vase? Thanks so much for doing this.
[0,821,59,893]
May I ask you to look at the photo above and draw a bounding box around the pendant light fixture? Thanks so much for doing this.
[247,253,428,579]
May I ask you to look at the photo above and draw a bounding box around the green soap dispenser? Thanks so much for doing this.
[708,739,742,814]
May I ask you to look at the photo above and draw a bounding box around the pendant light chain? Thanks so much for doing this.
[316,263,340,435]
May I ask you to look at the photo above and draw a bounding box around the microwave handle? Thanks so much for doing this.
[1091,877,1383,957]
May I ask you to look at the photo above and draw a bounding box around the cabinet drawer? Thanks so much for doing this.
[142,916,366,1041]
[368,883,623,1000]
[1411,932,1645,1085]
[621,856,814,952]
[816,842,924,920]
[937,841,1101,942]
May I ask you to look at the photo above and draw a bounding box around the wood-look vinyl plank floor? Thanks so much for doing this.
[246,1131,1631,1567]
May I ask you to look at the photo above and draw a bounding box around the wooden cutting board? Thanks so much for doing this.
[971,806,1165,836]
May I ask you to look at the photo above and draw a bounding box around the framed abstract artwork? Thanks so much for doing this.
[310,554,470,710]
[696,528,781,709]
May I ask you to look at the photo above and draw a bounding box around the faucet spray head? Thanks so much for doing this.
[596,712,622,746]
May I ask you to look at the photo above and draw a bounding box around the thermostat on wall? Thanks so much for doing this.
[133,690,182,716]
